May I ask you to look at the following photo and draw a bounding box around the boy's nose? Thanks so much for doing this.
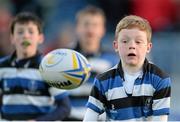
[129,46,135,49]
[23,31,30,38]
[129,41,136,49]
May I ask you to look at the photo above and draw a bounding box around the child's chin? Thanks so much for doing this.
[21,48,31,54]
[127,61,138,67]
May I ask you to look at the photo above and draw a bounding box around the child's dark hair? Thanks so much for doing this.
[10,12,43,34]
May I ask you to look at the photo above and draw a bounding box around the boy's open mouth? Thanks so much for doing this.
[22,40,31,47]
[128,53,136,56]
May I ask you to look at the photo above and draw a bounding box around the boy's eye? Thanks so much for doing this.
[136,41,141,44]
[28,29,35,34]
[121,39,128,43]
[29,30,33,34]
[135,39,143,44]
[17,31,24,35]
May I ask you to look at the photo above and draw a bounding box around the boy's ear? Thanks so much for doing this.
[38,34,44,44]
[113,40,118,52]
[147,42,152,53]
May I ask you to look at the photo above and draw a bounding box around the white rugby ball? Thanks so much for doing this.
[39,49,91,89]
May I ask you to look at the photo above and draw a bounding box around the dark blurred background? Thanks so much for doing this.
[0,0,180,120]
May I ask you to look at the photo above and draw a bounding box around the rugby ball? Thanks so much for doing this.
[39,49,91,89]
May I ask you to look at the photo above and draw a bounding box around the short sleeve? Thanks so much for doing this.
[152,77,171,116]
[86,78,107,114]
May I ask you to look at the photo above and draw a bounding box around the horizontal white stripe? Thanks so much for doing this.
[0,68,43,81]
[153,97,170,110]
[133,84,155,96]
[105,87,127,100]
[146,115,168,121]
[49,87,67,96]
[88,96,104,110]
[3,94,54,106]
[69,83,92,96]
[105,84,155,100]
[70,106,87,119]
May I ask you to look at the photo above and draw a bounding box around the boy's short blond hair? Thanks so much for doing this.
[115,15,152,42]
[76,5,106,24]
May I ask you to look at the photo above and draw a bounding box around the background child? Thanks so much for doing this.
[0,12,70,121]
[84,15,171,121]
[66,6,119,120]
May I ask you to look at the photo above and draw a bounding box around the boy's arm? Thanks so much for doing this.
[35,96,71,121]
[83,108,99,121]
[147,115,168,121]
[85,78,106,119]
[35,88,71,121]
[152,77,171,120]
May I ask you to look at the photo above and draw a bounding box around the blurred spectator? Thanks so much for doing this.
[10,0,45,19]
[95,0,131,32]
[131,0,177,31]
[0,7,14,57]
[65,6,119,120]
[0,12,71,121]
[43,22,76,54]
[43,0,88,42]
[171,0,180,31]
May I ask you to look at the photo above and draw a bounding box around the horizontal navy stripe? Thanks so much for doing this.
[135,74,151,85]
[70,98,87,107]
[140,72,163,85]
[54,92,69,100]
[134,73,170,88]
[69,95,89,99]
[94,76,123,93]
[148,63,169,79]
[106,96,153,109]
[155,78,171,91]
[3,87,50,96]
[97,73,170,94]
[101,76,123,93]
[153,87,170,100]
[106,107,144,120]
[3,77,47,90]
[153,108,169,115]
[2,113,44,120]
[141,73,171,91]
[2,105,54,114]
[97,68,118,81]
[86,102,104,114]
[2,78,50,96]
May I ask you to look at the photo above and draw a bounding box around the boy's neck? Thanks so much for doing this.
[16,50,36,60]
[122,62,143,74]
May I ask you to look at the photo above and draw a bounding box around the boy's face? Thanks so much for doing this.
[11,22,44,58]
[113,27,152,67]
[76,14,105,52]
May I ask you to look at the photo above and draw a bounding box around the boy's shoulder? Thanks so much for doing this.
[147,61,169,79]
[96,65,119,81]
[0,56,11,67]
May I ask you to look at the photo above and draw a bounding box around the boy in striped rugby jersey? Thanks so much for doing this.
[0,12,70,121]
[84,15,171,121]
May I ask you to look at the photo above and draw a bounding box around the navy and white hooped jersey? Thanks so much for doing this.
[86,59,171,121]
[67,46,119,120]
[0,52,69,120]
